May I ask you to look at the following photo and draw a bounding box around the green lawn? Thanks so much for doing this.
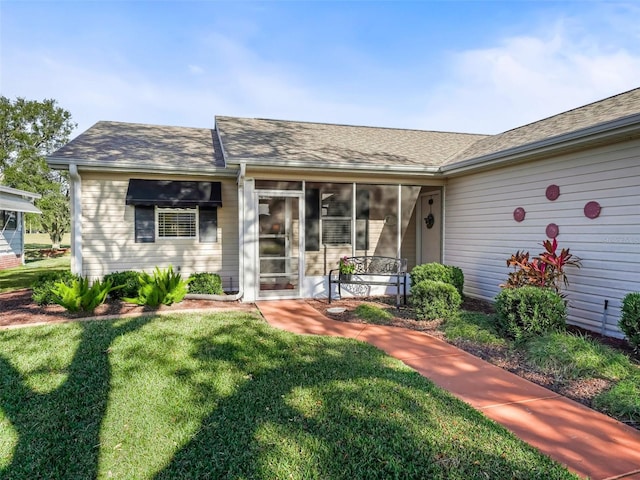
[0,256,70,293]
[0,312,576,480]
[24,232,71,250]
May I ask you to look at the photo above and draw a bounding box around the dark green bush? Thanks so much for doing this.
[411,279,462,320]
[188,272,223,295]
[494,286,566,341]
[410,263,464,296]
[103,271,140,299]
[32,270,77,305]
[619,292,640,352]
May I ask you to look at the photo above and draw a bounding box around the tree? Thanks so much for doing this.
[0,97,76,247]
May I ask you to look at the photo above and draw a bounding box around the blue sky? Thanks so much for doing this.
[2,1,640,137]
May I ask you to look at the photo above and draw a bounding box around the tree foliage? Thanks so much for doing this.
[0,97,76,246]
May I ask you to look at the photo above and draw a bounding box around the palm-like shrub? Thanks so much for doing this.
[125,266,189,307]
[51,277,120,313]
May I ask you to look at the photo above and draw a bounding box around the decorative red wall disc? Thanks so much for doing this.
[584,201,601,219]
[513,207,526,222]
[546,223,559,238]
[546,184,560,201]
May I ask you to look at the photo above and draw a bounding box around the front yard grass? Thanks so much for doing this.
[345,298,640,427]
[440,310,640,426]
[0,312,576,479]
[0,256,70,293]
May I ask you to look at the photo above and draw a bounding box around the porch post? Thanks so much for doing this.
[397,184,402,259]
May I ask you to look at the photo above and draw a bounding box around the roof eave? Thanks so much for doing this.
[46,157,238,178]
[227,158,442,176]
[441,113,640,176]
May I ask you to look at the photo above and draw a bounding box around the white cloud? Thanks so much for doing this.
[415,22,640,134]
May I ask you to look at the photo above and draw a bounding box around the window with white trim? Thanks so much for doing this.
[1,210,17,231]
[157,208,197,238]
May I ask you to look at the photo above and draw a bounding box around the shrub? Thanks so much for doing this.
[125,265,189,308]
[188,272,223,295]
[494,286,566,341]
[51,277,121,313]
[32,270,77,305]
[410,263,464,296]
[619,292,640,352]
[103,271,141,299]
[411,279,462,320]
[502,239,581,294]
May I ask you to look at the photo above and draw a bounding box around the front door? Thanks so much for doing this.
[257,192,303,299]
[419,191,442,264]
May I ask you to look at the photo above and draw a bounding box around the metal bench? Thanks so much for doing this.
[328,256,408,307]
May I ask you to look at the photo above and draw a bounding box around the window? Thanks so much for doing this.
[1,211,17,230]
[321,191,351,245]
[134,206,217,243]
[158,208,197,238]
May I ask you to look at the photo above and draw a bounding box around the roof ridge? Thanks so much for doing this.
[215,115,488,137]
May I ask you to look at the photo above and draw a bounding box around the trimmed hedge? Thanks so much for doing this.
[32,270,78,305]
[411,279,462,320]
[410,263,464,296]
[188,272,223,295]
[495,286,566,341]
[619,292,640,352]
[103,271,141,300]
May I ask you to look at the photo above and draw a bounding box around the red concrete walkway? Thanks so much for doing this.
[257,300,640,480]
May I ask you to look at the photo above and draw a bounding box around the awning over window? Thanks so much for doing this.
[0,195,41,214]
[125,179,223,207]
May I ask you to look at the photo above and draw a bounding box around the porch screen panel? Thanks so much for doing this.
[305,188,320,251]
[356,189,370,250]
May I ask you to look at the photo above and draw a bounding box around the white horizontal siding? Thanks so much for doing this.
[80,173,239,290]
[445,139,640,338]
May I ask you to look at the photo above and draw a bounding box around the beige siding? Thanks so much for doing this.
[444,139,640,337]
[80,172,239,290]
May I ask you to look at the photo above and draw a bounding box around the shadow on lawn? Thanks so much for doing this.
[153,321,573,480]
[0,316,152,480]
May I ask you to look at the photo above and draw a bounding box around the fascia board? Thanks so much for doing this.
[227,158,441,175]
[46,157,238,177]
[442,114,640,176]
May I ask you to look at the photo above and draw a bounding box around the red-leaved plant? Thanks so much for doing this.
[501,238,581,293]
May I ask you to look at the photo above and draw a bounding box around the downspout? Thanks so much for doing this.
[69,164,82,276]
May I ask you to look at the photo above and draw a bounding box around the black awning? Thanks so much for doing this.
[126,179,222,207]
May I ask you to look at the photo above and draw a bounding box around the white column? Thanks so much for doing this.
[69,164,82,276]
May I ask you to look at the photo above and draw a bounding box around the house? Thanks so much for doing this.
[47,88,640,338]
[0,186,41,270]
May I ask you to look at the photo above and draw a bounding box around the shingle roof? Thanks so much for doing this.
[446,87,640,165]
[49,121,225,171]
[48,88,640,175]
[215,116,487,169]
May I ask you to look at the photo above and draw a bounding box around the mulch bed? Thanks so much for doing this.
[0,289,256,328]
